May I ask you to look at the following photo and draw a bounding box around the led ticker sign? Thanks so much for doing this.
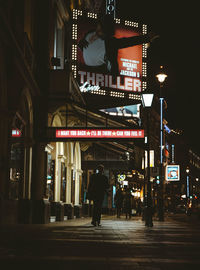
[56,129,144,139]
[72,9,148,100]
[165,165,180,181]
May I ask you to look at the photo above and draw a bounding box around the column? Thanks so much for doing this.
[31,142,50,223]
[0,44,10,200]
[66,163,72,204]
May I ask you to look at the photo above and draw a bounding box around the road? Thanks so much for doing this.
[0,214,200,270]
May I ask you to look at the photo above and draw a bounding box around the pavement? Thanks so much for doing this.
[0,214,200,270]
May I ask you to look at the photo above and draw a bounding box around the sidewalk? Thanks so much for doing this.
[0,215,200,270]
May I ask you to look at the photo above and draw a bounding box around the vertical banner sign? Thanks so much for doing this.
[71,9,148,99]
[106,0,116,18]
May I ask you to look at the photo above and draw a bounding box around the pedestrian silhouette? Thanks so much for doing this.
[114,187,124,218]
[123,187,132,219]
[87,164,109,226]
[136,198,142,216]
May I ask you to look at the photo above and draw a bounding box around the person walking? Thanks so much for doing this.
[124,187,132,219]
[137,199,142,216]
[87,165,109,226]
[114,187,124,218]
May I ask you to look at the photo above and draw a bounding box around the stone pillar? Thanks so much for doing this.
[75,169,80,206]
[18,141,33,224]
[75,169,83,206]
[64,162,74,219]
[31,143,50,224]
[66,163,73,204]
[0,43,15,224]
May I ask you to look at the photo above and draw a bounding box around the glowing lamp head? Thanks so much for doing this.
[141,93,154,108]
[156,66,167,83]
[156,73,167,83]
[186,168,190,174]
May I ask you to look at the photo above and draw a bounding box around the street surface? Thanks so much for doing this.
[0,214,200,270]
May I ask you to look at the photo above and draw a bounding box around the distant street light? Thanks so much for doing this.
[156,71,167,84]
[186,168,190,174]
[142,92,154,227]
[156,66,167,222]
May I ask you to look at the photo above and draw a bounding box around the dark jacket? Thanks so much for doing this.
[114,189,124,207]
[88,173,109,201]
[78,32,149,76]
[105,34,149,76]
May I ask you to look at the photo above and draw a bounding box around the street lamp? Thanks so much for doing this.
[156,66,167,222]
[142,92,154,227]
[186,167,190,199]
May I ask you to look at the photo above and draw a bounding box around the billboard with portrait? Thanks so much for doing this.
[71,10,148,99]
[165,165,180,181]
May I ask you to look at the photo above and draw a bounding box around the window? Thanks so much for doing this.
[53,12,65,69]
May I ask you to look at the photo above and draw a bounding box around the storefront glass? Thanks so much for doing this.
[9,142,24,199]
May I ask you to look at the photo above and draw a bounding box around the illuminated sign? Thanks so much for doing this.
[165,165,180,181]
[79,72,142,92]
[100,104,140,118]
[106,0,116,17]
[164,125,171,134]
[117,174,126,182]
[56,129,144,139]
[123,180,128,186]
[72,9,148,100]
[12,129,21,137]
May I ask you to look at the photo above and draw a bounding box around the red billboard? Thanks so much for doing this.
[72,10,148,98]
[56,129,144,139]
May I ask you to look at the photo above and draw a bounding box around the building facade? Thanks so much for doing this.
[1,0,198,225]
[0,0,146,224]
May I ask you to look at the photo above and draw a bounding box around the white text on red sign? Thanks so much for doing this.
[56,129,144,138]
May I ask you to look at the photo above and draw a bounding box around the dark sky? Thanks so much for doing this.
[116,1,200,153]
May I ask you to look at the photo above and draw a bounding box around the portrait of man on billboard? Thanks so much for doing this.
[77,15,157,92]
[166,165,180,181]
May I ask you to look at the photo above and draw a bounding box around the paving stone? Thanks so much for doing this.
[0,215,200,269]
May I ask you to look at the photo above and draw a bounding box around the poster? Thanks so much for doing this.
[166,165,180,181]
[74,12,147,94]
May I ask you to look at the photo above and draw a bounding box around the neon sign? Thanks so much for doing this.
[56,129,144,139]
[79,71,142,92]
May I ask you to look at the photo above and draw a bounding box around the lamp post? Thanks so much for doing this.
[142,93,154,227]
[156,66,167,221]
[186,167,190,199]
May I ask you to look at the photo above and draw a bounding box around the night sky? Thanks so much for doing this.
[116,1,200,153]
